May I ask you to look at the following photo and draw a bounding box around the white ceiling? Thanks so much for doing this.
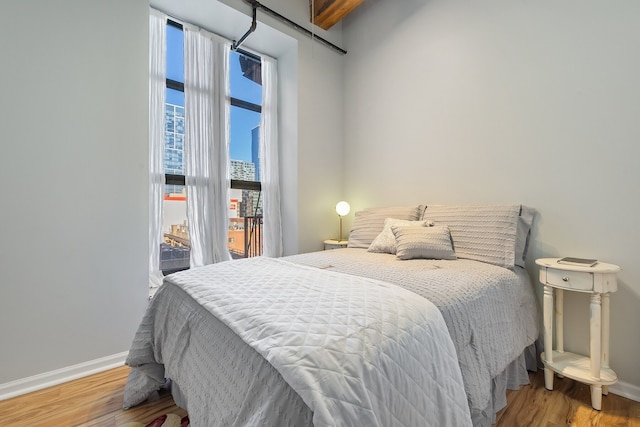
[150,0,297,58]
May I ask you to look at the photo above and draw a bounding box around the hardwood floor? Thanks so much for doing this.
[0,366,638,426]
[496,372,640,427]
[0,366,185,427]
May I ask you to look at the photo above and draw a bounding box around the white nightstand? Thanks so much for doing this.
[323,239,348,250]
[535,258,620,410]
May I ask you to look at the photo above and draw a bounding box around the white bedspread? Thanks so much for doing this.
[287,249,539,421]
[125,257,472,427]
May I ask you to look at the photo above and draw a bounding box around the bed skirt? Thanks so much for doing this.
[473,343,538,427]
[165,336,538,427]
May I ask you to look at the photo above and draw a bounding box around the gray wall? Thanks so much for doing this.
[343,0,640,395]
[0,0,149,384]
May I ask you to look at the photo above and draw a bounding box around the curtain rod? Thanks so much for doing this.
[235,0,347,55]
[166,17,262,62]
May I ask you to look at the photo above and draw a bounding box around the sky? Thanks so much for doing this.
[165,25,262,164]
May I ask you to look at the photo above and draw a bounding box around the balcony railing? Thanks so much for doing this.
[161,215,263,271]
[229,215,263,259]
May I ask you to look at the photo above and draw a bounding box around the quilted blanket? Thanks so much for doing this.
[287,249,539,422]
[125,257,472,427]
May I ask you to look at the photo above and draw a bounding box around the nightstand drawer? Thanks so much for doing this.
[324,239,348,250]
[547,269,593,291]
[325,243,345,250]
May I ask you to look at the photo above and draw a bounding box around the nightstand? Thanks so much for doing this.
[323,239,348,250]
[535,258,620,410]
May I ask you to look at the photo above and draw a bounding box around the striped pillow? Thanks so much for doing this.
[422,205,533,268]
[347,205,424,249]
[392,225,457,260]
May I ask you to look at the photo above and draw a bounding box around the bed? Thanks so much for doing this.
[123,204,539,427]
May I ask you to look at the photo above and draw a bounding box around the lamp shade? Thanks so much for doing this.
[336,201,350,216]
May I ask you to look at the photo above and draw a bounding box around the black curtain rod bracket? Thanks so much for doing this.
[232,0,346,55]
[232,4,258,50]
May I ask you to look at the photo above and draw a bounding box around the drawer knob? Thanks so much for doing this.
[562,276,569,282]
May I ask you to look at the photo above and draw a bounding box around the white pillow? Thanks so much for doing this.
[347,205,425,249]
[392,225,457,261]
[368,218,433,254]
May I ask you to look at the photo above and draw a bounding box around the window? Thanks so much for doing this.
[159,21,263,273]
[229,49,263,260]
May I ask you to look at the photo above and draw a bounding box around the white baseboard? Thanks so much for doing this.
[0,351,128,401]
[609,379,640,403]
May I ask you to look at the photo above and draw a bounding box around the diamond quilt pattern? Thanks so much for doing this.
[286,249,539,420]
[165,257,472,427]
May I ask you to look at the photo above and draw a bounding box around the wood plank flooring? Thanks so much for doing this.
[0,366,185,427]
[496,371,640,427]
[0,366,638,426]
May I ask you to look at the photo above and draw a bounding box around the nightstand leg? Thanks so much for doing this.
[602,292,610,396]
[591,385,603,411]
[555,289,564,353]
[544,368,554,391]
[590,293,602,380]
[543,285,554,390]
[590,293,602,410]
[555,289,564,378]
[601,293,610,369]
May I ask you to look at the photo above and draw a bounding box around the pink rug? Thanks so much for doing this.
[119,413,189,427]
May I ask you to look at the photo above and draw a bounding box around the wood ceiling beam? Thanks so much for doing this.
[310,0,365,30]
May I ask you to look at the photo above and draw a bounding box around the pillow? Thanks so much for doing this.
[392,225,457,260]
[421,204,535,268]
[347,205,425,249]
[516,206,536,266]
[368,218,433,254]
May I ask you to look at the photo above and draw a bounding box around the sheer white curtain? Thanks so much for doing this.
[259,55,283,257]
[149,9,166,288]
[184,26,232,267]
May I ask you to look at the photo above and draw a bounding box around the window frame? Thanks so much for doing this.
[164,20,262,193]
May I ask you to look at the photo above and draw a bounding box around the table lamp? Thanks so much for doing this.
[335,201,350,242]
